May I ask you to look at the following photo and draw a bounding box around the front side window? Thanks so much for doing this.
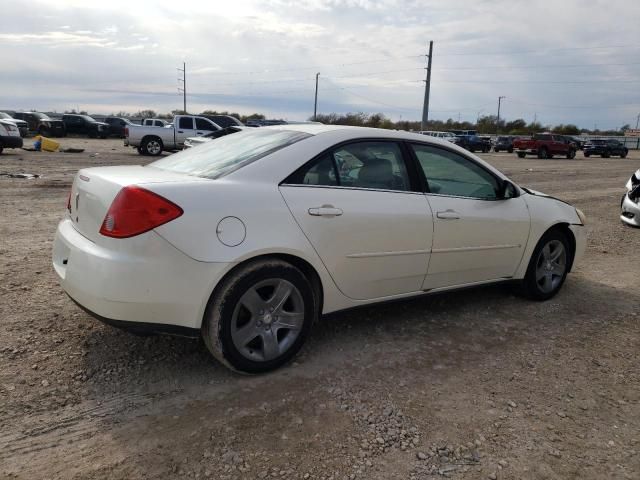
[411,144,500,200]
[150,128,311,179]
[178,117,193,129]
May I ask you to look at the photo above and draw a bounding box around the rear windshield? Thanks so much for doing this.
[149,128,312,179]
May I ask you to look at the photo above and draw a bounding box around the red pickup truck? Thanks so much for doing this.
[513,133,577,159]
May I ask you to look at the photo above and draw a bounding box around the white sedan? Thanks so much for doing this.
[53,125,586,373]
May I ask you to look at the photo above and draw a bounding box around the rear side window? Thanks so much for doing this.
[195,118,214,130]
[150,129,311,179]
[285,141,411,192]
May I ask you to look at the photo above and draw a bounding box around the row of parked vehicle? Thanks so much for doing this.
[0,110,244,140]
[420,130,630,159]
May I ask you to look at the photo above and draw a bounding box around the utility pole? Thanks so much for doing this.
[313,72,320,121]
[177,62,186,113]
[635,113,640,129]
[497,96,506,133]
[421,41,433,131]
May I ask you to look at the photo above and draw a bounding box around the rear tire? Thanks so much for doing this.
[621,150,628,158]
[538,148,549,159]
[584,152,590,157]
[519,229,571,301]
[566,149,576,159]
[602,150,610,158]
[508,147,513,153]
[517,152,526,158]
[202,259,317,374]
[142,137,163,156]
[0,144,3,155]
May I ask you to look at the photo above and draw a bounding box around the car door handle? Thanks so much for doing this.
[308,205,343,217]
[436,209,461,220]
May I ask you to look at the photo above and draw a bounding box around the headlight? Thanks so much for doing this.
[575,208,587,225]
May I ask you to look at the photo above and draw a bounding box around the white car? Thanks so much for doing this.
[53,125,586,373]
[0,119,24,154]
[621,169,640,227]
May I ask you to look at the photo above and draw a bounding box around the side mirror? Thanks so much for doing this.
[499,180,518,199]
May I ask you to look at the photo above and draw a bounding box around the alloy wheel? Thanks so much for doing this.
[230,279,305,362]
[535,240,566,294]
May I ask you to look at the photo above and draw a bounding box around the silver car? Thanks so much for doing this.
[621,169,640,227]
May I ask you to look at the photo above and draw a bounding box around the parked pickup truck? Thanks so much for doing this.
[513,133,576,159]
[125,115,221,155]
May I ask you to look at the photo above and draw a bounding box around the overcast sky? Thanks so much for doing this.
[1,0,639,129]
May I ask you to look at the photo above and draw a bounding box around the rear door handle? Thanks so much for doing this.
[308,205,343,217]
[436,209,460,220]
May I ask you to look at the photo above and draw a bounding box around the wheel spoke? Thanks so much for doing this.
[241,288,266,315]
[541,244,551,261]
[269,280,293,312]
[549,245,564,261]
[536,268,547,282]
[551,264,565,276]
[274,311,305,331]
[261,330,280,360]
[234,321,260,347]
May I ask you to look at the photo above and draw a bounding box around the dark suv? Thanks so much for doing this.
[583,139,628,158]
[493,136,514,153]
[454,134,491,153]
[62,114,110,138]
[12,112,66,137]
[104,117,133,137]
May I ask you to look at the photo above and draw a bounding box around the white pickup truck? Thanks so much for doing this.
[125,115,221,155]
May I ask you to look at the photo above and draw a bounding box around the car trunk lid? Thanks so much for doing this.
[69,165,206,243]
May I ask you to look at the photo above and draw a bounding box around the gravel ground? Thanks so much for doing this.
[1,138,639,480]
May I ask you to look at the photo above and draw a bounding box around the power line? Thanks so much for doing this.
[190,55,423,77]
[437,61,640,71]
[435,44,640,57]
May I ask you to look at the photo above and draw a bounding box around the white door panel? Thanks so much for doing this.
[423,195,530,289]
[280,186,433,300]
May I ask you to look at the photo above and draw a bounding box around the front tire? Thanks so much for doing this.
[202,259,317,374]
[621,150,628,158]
[538,148,549,159]
[519,229,571,301]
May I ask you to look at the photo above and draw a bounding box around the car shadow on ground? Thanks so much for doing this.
[77,272,638,398]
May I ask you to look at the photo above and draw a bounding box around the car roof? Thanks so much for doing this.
[261,123,463,145]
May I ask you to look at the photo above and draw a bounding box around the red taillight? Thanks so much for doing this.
[124,127,129,137]
[66,189,72,213]
[99,186,183,238]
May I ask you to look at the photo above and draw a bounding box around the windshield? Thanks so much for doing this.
[0,112,11,119]
[78,115,97,122]
[34,113,51,120]
[149,128,312,179]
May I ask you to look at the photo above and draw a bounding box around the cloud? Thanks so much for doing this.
[0,0,639,127]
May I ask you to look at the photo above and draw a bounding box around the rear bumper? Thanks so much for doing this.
[52,218,231,330]
[621,194,640,227]
[0,135,23,148]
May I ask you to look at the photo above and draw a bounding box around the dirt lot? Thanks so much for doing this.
[1,138,639,480]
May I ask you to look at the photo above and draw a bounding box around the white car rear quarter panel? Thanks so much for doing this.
[53,218,227,329]
[149,179,351,314]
